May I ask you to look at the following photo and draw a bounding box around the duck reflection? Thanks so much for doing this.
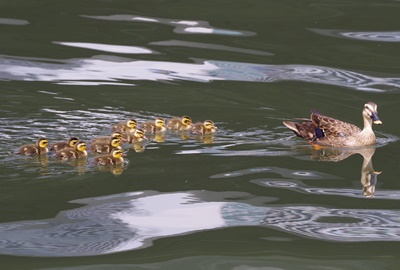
[311,146,381,197]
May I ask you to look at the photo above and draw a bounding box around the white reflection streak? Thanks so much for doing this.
[55,42,155,54]
[4,59,221,82]
[109,193,225,252]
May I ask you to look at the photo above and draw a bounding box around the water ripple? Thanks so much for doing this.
[1,54,399,91]
[0,191,400,257]
[261,206,400,242]
[311,28,400,42]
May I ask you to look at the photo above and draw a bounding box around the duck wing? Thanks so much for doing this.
[311,112,361,138]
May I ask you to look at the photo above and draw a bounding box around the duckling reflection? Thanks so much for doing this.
[311,146,381,197]
[193,134,215,144]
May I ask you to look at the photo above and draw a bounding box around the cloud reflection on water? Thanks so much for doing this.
[0,190,400,257]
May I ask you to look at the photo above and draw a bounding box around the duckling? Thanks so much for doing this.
[93,149,126,166]
[90,137,122,154]
[167,116,193,131]
[50,137,79,152]
[55,141,87,160]
[91,132,123,144]
[112,119,137,133]
[126,128,147,143]
[141,118,166,133]
[192,120,217,135]
[17,138,49,156]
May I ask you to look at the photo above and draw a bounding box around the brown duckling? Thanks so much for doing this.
[191,120,217,135]
[91,132,123,144]
[141,118,166,133]
[112,119,137,133]
[90,137,122,154]
[93,148,126,166]
[55,141,88,160]
[50,137,79,152]
[167,116,193,131]
[17,138,49,156]
[126,128,147,143]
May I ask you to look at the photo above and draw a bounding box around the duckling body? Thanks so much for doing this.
[90,137,122,154]
[283,102,382,147]
[18,138,49,156]
[192,120,217,135]
[93,149,125,165]
[92,132,123,144]
[112,119,137,133]
[141,118,166,133]
[55,141,88,160]
[167,116,193,131]
[126,128,146,143]
[50,137,79,152]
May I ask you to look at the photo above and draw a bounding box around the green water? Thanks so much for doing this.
[1,0,400,269]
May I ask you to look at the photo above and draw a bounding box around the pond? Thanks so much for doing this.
[1,0,400,269]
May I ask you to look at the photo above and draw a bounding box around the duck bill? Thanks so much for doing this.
[371,112,382,125]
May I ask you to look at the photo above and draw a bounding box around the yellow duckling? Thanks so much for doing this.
[50,137,79,152]
[55,141,88,160]
[126,128,147,143]
[91,132,123,144]
[112,119,137,133]
[167,116,193,131]
[141,118,166,133]
[18,138,49,156]
[191,120,217,135]
[90,137,122,154]
[93,148,126,166]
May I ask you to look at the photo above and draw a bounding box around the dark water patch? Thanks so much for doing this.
[210,166,337,180]
[31,255,387,270]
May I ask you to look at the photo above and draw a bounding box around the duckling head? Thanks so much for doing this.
[127,119,138,130]
[363,102,382,125]
[134,128,146,139]
[112,149,125,159]
[68,137,79,147]
[75,141,87,152]
[38,138,49,148]
[155,118,165,128]
[110,137,121,148]
[181,116,192,126]
[111,132,123,140]
[203,120,215,130]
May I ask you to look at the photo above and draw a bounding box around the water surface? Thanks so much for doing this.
[1,0,400,269]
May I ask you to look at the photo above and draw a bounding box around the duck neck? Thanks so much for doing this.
[362,113,373,131]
